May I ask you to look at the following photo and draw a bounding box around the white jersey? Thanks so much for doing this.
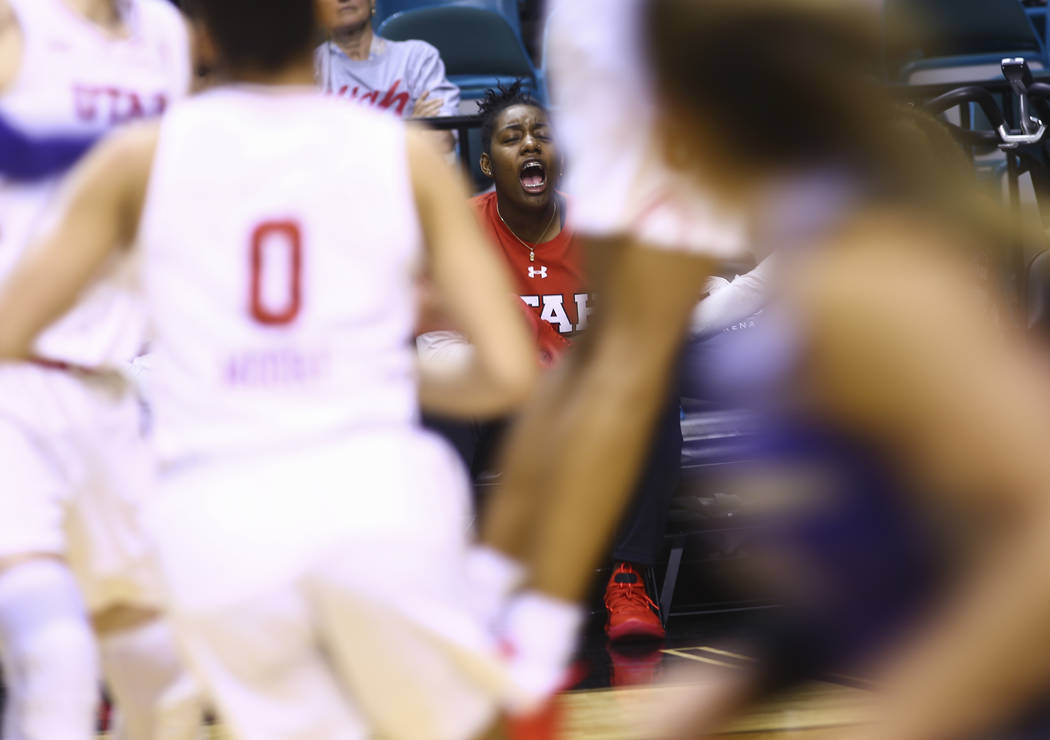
[137,88,424,464]
[546,0,744,258]
[0,0,190,368]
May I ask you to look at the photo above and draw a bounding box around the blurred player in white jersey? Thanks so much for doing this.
[0,0,201,737]
[0,0,537,737]
[469,0,745,710]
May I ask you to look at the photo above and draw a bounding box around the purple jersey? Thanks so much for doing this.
[315,37,460,119]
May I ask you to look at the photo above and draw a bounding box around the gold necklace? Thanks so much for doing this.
[497,199,559,263]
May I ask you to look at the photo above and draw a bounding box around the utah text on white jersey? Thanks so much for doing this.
[0,0,190,369]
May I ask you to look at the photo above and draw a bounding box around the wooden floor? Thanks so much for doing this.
[98,680,870,739]
[561,681,870,739]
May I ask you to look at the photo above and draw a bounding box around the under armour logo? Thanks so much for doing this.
[528,266,548,279]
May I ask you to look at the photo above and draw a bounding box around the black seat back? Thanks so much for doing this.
[885,0,1044,80]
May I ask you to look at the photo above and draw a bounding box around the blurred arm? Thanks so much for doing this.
[802,231,1050,740]
[0,123,157,359]
[0,0,20,93]
[408,127,537,417]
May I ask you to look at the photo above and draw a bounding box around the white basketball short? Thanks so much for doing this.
[546,0,745,259]
[0,363,159,612]
[144,429,515,740]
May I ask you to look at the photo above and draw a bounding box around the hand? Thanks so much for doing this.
[412,91,444,119]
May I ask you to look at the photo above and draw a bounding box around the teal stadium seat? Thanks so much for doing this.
[886,0,1046,83]
[377,6,538,100]
[375,0,522,37]
[378,6,540,190]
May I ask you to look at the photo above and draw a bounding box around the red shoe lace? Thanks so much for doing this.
[604,578,659,615]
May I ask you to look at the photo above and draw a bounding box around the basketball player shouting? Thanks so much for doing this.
[421,81,681,643]
[0,0,536,737]
[0,0,201,737]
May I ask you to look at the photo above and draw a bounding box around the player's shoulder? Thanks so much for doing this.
[77,117,160,201]
[466,191,503,238]
[469,190,496,209]
[469,189,497,220]
[103,117,162,159]
[131,0,185,28]
[129,0,189,54]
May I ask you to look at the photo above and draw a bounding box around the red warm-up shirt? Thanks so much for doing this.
[471,192,591,347]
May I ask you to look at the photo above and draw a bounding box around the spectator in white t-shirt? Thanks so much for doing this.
[315,0,460,148]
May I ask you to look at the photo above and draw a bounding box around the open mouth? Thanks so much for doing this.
[519,160,547,194]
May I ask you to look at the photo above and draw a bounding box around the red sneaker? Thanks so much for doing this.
[604,562,665,642]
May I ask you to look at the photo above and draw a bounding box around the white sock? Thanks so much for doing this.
[100,617,203,740]
[465,545,526,629]
[0,559,99,740]
[500,590,584,714]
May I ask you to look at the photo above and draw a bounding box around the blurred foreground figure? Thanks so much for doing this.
[638,2,1050,739]
[0,0,538,737]
[0,0,203,737]
[469,0,745,711]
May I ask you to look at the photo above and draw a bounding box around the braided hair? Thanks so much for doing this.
[477,81,544,155]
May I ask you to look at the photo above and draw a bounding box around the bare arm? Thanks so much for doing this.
[0,122,158,359]
[800,228,1050,740]
[0,0,21,93]
[408,127,536,417]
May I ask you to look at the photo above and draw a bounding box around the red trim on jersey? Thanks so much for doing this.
[27,357,101,375]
